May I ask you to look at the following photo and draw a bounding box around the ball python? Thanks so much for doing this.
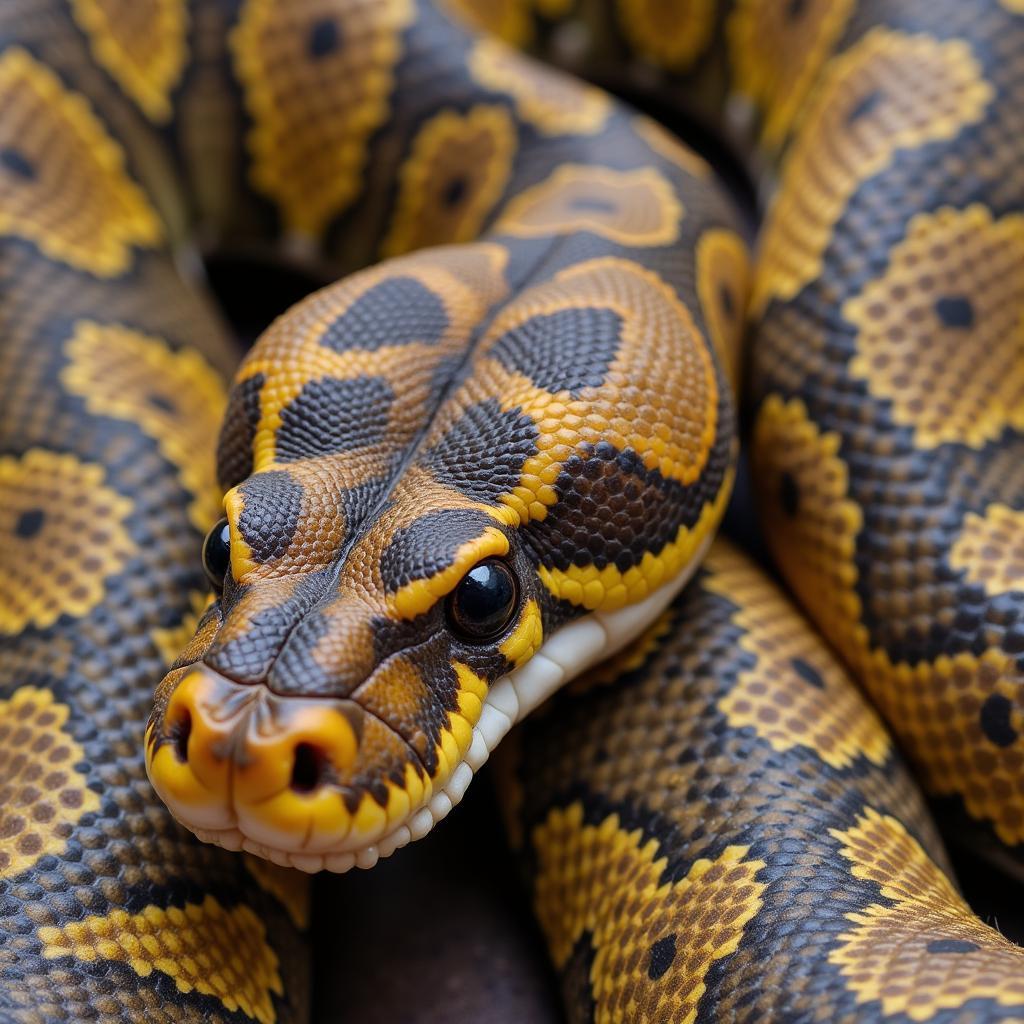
[0,1,1022,1023]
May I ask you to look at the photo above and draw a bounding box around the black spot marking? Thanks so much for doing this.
[934,295,974,329]
[523,443,689,575]
[217,373,264,489]
[570,196,619,214]
[719,283,735,320]
[336,477,393,543]
[422,400,538,505]
[791,657,827,690]
[320,277,448,353]
[442,177,467,207]
[0,147,35,180]
[379,509,498,594]
[647,935,676,981]
[489,306,623,396]
[275,376,393,462]
[237,470,304,564]
[780,472,799,518]
[926,939,980,954]
[846,89,883,125]
[785,0,808,19]
[147,393,177,414]
[979,693,1017,748]
[14,508,45,539]
[307,17,340,58]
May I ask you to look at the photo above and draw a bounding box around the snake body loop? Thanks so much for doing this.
[0,0,1023,1020]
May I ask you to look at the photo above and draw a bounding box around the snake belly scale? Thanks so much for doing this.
[0,0,1022,1021]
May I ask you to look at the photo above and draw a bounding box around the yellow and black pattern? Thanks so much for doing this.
[2,0,1024,1019]
[69,0,189,123]
[101,0,746,874]
[0,3,310,1018]
[501,541,1024,1022]
[746,0,1024,863]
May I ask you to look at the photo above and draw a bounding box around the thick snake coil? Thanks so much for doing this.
[0,0,1022,1021]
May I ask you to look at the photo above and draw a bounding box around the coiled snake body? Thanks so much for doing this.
[0,0,1023,1020]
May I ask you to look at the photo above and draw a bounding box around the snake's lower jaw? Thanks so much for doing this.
[146,551,705,872]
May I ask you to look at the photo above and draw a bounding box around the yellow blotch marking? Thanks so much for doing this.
[533,803,765,1024]
[752,396,1024,845]
[478,257,720,521]
[696,228,750,393]
[436,662,490,776]
[703,545,889,769]
[220,239,512,582]
[727,0,854,148]
[539,465,733,611]
[231,0,414,239]
[146,669,234,822]
[39,895,283,1024]
[500,599,543,668]
[846,205,1024,450]
[470,39,610,136]
[222,480,268,584]
[615,0,715,71]
[951,504,1024,599]
[864,647,1024,847]
[441,0,535,47]
[70,0,188,122]
[386,526,510,620]
[751,395,864,651]
[61,322,227,531]
[1001,0,1024,11]
[0,687,101,879]
[497,164,681,246]
[152,591,213,669]
[0,449,134,635]
[829,807,1024,1019]
[243,855,311,930]
[0,47,162,275]
[633,115,711,179]
[237,245,509,481]
[752,29,991,314]
[534,0,572,15]
[381,104,515,258]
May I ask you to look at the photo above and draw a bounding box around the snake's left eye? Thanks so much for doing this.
[446,558,519,642]
[202,518,231,590]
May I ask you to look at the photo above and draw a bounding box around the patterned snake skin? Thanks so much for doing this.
[0,0,1021,1021]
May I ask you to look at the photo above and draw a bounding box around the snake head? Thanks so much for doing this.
[145,472,557,872]
[145,248,735,871]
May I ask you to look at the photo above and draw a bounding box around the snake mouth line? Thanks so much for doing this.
[172,535,711,873]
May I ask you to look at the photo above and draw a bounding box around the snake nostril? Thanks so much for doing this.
[290,742,328,794]
[169,709,192,764]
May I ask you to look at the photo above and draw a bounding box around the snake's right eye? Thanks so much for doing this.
[446,558,519,642]
[202,518,231,590]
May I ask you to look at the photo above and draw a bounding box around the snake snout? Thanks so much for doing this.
[146,666,380,866]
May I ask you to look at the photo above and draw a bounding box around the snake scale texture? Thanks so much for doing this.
[0,0,1022,1020]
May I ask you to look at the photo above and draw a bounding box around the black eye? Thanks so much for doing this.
[446,558,519,641]
[202,517,231,590]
